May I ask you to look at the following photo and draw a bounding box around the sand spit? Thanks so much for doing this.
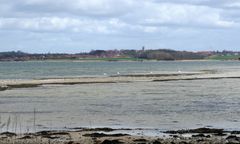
[1,70,240,91]
[0,128,240,144]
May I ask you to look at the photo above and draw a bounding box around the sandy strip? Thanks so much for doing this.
[1,71,240,91]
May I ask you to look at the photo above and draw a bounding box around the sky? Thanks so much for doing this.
[0,0,240,53]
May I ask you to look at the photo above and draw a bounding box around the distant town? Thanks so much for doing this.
[0,48,239,61]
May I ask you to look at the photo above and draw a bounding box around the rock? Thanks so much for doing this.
[67,141,74,144]
[18,135,32,139]
[0,132,17,137]
[35,130,70,140]
[231,131,240,134]
[101,140,123,144]
[226,135,240,141]
[192,134,211,138]
[91,128,115,132]
[83,133,129,138]
[66,141,80,144]
[169,134,180,138]
[133,138,148,142]
[152,140,162,144]
[0,86,8,91]
[166,128,223,134]
[36,130,69,136]
[179,142,188,144]
[36,131,51,136]
[214,133,227,136]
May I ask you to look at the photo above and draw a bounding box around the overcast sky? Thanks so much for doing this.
[0,0,239,53]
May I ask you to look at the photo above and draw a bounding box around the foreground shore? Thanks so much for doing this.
[0,127,240,144]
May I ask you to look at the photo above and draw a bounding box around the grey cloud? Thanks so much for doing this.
[0,17,130,34]
[0,0,237,33]
[0,0,239,52]
[10,0,133,18]
[152,0,238,8]
[123,2,237,29]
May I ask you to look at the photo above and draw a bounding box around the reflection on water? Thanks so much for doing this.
[0,78,240,132]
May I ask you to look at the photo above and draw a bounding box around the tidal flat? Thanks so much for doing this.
[0,61,240,143]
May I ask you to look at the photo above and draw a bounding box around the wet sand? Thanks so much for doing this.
[0,127,240,144]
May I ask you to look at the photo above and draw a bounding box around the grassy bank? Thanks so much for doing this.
[76,57,145,61]
[208,55,240,60]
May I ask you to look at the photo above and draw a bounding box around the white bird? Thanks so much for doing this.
[117,72,120,75]
[103,73,107,76]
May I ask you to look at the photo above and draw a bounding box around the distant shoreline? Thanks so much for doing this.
[0,59,239,63]
[1,49,239,62]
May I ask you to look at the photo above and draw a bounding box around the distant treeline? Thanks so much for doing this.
[121,49,205,60]
[0,49,239,61]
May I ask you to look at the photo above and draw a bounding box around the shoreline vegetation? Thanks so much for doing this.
[0,127,240,144]
[0,49,239,62]
[1,70,240,91]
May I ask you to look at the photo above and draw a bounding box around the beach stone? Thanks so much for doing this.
[0,132,17,137]
[178,142,188,144]
[226,135,240,141]
[66,141,80,144]
[83,133,129,138]
[231,131,240,134]
[18,135,32,139]
[101,140,123,144]
[192,134,211,138]
[133,138,148,142]
[166,128,223,134]
[214,133,227,136]
[152,140,162,144]
[0,86,8,91]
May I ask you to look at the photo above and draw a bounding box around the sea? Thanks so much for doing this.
[0,60,240,133]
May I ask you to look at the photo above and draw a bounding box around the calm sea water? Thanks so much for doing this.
[0,61,240,132]
[0,60,239,79]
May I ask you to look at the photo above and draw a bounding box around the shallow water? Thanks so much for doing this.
[0,61,240,133]
[0,79,240,132]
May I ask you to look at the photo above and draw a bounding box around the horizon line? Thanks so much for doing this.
[0,49,239,54]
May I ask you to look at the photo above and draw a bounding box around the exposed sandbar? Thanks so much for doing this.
[1,70,240,91]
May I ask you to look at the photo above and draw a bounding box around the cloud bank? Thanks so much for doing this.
[0,0,239,52]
